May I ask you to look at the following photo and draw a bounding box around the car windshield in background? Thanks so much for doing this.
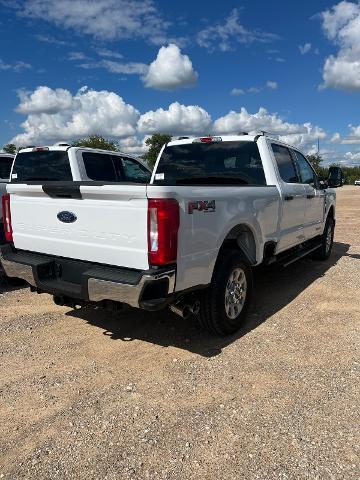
[12,151,72,182]
[154,141,266,186]
[0,156,13,180]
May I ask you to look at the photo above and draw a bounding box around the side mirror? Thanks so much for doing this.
[328,166,343,188]
[318,177,328,190]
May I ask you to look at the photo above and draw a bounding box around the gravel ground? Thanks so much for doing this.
[0,186,359,480]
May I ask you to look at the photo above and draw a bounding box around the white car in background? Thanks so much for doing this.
[355,179,360,186]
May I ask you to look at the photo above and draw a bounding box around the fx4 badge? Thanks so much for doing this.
[188,200,216,214]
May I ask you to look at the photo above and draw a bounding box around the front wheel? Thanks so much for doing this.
[197,251,253,336]
[312,216,335,260]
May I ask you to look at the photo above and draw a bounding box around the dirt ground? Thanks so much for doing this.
[0,186,359,479]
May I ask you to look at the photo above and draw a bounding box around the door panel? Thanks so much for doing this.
[271,144,306,251]
[292,150,325,239]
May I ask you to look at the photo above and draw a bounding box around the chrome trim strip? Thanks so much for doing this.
[0,254,36,287]
[87,270,175,308]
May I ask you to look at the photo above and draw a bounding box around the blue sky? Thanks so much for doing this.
[0,0,359,165]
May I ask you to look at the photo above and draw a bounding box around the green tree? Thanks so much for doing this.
[3,143,17,155]
[307,153,323,173]
[72,135,119,151]
[143,134,172,168]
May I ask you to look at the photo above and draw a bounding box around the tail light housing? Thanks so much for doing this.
[2,194,13,242]
[148,198,179,266]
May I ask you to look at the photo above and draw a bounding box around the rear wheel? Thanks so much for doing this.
[312,215,334,260]
[197,251,253,336]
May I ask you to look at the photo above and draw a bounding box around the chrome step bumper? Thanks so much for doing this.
[0,245,175,309]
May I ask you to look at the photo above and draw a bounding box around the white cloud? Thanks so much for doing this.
[12,86,140,146]
[35,34,71,46]
[279,123,327,151]
[299,43,312,55]
[77,44,197,90]
[320,1,360,90]
[331,132,341,143]
[118,135,150,155]
[344,151,360,165]
[231,88,245,96]
[10,87,336,163]
[231,82,278,95]
[247,86,261,94]
[15,0,169,44]
[329,124,360,144]
[80,59,147,75]
[16,86,76,114]
[68,51,88,61]
[213,107,309,136]
[197,8,279,52]
[142,44,198,90]
[95,48,123,60]
[266,81,278,89]
[0,59,31,72]
[138,102,211,135]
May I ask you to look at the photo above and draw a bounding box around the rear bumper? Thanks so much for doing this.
[0,245,175,309]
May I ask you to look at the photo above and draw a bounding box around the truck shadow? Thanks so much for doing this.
[0,276,27,295]
[68,241,351,358]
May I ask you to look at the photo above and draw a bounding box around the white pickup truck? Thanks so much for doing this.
[0,153,14,243]
[0,134,343,335]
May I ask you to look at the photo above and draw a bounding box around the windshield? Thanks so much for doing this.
[0,156,13,180]
[153,141,266,186]
[12,151,72,182]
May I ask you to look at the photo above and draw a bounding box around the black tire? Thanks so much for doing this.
[197,250,253,336]
[312,215,335,260]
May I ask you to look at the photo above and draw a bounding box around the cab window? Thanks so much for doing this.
[271,144,299,183]
[293,150,316,185]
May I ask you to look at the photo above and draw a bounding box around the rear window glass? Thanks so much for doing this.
[121,157,151,183]
[12,151,72,182]
[82,152,151,183]
[82,152,118,181]
[0,156,13,180]
[153,141,266,186]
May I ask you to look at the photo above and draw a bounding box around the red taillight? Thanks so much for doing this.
[148,198,179,266]
[2,194,13,243]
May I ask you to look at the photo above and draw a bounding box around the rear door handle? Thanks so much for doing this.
[284,195,294,201]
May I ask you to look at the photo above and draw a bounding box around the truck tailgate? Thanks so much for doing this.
[7,183,149,270]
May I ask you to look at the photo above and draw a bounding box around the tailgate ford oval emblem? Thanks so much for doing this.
[57,211,77,223]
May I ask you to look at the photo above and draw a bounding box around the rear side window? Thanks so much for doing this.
[0,156,13,180]
[121,157,151,183]
[82,152,118,181]
[154,141,266,186]
[271,144,299,183]
[12,151,72,182]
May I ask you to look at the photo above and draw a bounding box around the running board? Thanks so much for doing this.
[265,243,321,267]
